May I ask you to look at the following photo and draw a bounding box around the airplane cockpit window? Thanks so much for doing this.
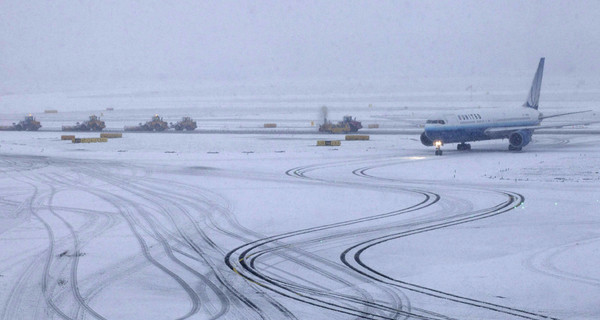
[426,120,445,124]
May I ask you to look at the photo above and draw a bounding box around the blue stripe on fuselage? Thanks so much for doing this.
[424,120,539,143]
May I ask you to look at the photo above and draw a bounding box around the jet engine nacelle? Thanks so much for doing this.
[509,130,532,148]
[420,132,433,146]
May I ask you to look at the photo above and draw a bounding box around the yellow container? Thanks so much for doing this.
[61,135,75,140]
[100,133,122,138]
[263,123,277,128]
[73,137,108,143]
[317,140,341,146]
[345,135,370,141]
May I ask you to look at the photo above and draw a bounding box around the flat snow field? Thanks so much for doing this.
[1,88,599,319]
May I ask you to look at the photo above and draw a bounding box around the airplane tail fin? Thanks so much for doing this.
[523,57,545,110]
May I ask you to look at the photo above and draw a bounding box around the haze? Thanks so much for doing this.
[1,1,599,93]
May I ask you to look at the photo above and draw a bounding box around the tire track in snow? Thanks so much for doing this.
[226,158,443,319]
[523,236,600,288]
[347,161,557,319]
[77,163,270,319]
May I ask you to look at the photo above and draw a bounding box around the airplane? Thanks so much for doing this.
[420,58,594,155]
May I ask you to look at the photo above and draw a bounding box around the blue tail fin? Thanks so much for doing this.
[523,58,545,110]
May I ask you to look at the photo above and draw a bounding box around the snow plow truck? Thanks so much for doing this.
[124,114,169,131]
[0,114,42,131]
[62,115,106,131]
[170,116,197,131]
[319,115,362,134]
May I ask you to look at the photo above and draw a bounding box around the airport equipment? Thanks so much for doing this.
[100,133,122,138]
[0,114,42,131]
[345,135,369,140]
[124,114,169,131]
[170,116,197,131]
[316,140,341,146]
[62,115,106,131]
[319,115,362,134]
[72,137,108,143]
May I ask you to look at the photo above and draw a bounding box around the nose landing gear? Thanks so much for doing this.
[434,140,443,156]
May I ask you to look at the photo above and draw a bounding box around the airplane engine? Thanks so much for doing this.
[509,130,532,148]
[420,132,433,146]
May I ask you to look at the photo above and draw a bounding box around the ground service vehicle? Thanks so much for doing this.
[125,114,169,131]
[0,114,42,131]
[170,117,197,131]
[319,115,362,133]
[62,115,106,131]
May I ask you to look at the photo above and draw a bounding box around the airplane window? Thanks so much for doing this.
[427,120,446,124]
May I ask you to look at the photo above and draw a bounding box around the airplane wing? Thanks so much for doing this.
[539,109,592,120]
[485,120,600,135]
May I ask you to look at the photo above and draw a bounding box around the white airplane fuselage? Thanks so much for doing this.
[422,108,541,144]
[420,58,595,155]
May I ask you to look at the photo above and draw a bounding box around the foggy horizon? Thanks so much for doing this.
[2,1,600,93]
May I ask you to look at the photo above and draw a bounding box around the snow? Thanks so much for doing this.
[1,84,600,320]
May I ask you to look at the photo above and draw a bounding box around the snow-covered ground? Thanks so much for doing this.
[1,83,599,319]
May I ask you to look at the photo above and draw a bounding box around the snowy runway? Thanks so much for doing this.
[1,128,598,319]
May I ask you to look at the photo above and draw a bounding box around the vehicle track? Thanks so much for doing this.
[523,236,600,287]
[1,150,573,319]
[49,158,246,319]
[1,156,236,319]
[75,162,277,319]
[347,162,557,319]
[226,159,445,319]
[1,164,117,320]
[36,171,124,320]
[227,156,559,319]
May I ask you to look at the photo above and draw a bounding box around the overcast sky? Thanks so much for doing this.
[1,1,599,90]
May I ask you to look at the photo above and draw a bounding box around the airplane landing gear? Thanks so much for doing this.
[457,143,471,151]
[434,140,443,156]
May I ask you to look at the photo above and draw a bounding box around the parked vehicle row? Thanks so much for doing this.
[0,114,198,132]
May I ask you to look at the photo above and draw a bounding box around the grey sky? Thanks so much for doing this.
[1,0,599,90]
